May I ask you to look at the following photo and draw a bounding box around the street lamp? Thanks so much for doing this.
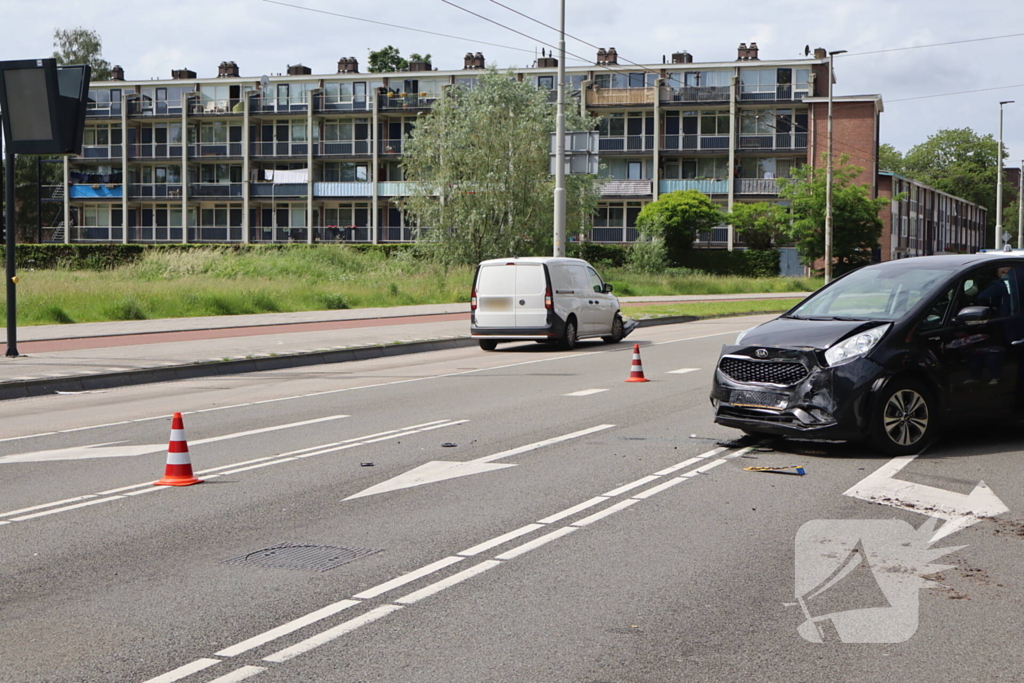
[824,49,846,284]
[995,101,1013,250]
[552,0,566,257]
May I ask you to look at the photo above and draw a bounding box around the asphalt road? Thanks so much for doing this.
[1,315,1022,683]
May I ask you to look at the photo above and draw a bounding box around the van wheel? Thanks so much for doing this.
[602,315,625,344]
[868,377,936,455]
[558,317,578,351]
[479,340,498,351]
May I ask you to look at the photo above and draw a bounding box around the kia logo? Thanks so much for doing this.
[755,349,769,358]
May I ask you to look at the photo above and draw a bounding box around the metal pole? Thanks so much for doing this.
[5,141,18,356]
[553,0,566,257]
[996,103,1006,250]
[35,157,42,243]
[824,52,840,283]
[1018,159,1023,250]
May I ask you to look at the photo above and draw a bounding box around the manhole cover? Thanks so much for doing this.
[223,543,382,572]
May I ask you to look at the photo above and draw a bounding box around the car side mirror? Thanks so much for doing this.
[953,305,993,327]
[603,283,614,293]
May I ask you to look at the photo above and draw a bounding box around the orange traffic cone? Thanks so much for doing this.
[625,344,650,383]
[154,413,203,486]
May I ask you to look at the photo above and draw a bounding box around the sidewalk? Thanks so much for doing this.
[0,293,806,400]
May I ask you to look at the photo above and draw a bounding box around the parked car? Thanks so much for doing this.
[470,257,632,350]
[710,254,1024,455]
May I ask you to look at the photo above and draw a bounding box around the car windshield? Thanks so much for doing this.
[787,265,953,321]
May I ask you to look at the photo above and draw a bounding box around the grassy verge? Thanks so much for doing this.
[3,247,819,326]
[621,298,804,321]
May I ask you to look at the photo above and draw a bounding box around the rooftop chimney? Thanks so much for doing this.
[463,52,485,69]
[337,57,359,73]
[748,42,759,60]
[110,65,124,81]
[218,61,239,78]
[813,47,827,59]
[671,51,693,64]
[737,43,748,60]
[537,56,558,68]
[409,57,432,72]
[606,47,618,65]
[286,64,312,76]
[171,68,197,80]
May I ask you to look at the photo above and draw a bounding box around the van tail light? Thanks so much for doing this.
[545,286,553,310]
[470,287,477,311]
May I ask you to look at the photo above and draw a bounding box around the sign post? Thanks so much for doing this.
[0,58,90,357]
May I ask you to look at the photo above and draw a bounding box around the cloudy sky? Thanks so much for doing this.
[4,0,1024,167]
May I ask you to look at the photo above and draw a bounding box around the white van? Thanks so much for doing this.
[470,257,630,350]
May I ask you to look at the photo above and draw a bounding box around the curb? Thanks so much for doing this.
[0,314,721,401]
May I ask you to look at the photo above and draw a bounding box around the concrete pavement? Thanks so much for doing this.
[0,293,806,400]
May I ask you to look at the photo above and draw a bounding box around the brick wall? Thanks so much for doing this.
[807,100,879,195]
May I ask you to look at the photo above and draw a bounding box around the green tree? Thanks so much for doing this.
[408,53,432,64]
[368,46,409,73]
[401,68,600,265]
[726,201,788,250]
[52,26,111,80]
[779,156,888,274]
[898,128,1002,236]
[634,190,722,266]
[878,143,904,174]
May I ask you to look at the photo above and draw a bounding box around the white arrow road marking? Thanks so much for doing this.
[0,415,350,465]
[344,424,616,500]
[667,368,700,375]
[843,454,1009,542]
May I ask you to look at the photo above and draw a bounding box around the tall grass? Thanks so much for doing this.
[3,246,820,326]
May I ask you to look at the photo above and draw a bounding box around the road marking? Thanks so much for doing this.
[206,667,265,683]
[602,476,660,497]
[667,368,700,374]
[0,421,464,525]
[632,477,687,499]
[572,498,641,527]
[216,600,360,658]
[0,330,740,444]
[844,453,1009,542]
[458,524,545,557]
[396,560,502,604]
[494,526,579,560]
[345,425,616,500]
[0,415,350,465]
[141,658,221,683]
[537,496,609,524]
[565,388,608,396]
[353,556,465,600]
[263,605,404,663]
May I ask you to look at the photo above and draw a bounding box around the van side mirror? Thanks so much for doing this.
[603,283,614,293]
[953,305,993,327]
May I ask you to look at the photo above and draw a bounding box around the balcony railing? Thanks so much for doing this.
[598,135,653,152]
[129,183,183,198]
[660,134,729,151]
[189,183,243,198]
[189,99,242,115]
[734,178,780,195]
[737,134,806,151]
[131,143,183,159]
[600,180,652,197]
[586,87,655,107]
[85,102,122,118]
[379,139,405,155]
[314,182,372,198]
[127,101,183,117]
[588,227,640,243]
[250,142,309,157]
[313,94,370,112]
[659,179,729,195]
[69,185,123,199]
[80,145,124,159]
[660,86,731,104]
[739,85,811,102]
[379,95,438,110]
[190,142,244,157]
[250,183,307,198]
[318,140,371,156]
[249,96,309,114]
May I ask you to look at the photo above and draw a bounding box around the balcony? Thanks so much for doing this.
[314,182,372,198]
[249,96,309,115]
[598,135,653,153]
[70,185,123,199]
[318,140,371,157]
[131,143,183,159]
[250,142,309,157]
[736,135,807,151]
[660,135,729,151]
[85,103,122,118]
[739,85,811,102]
[189,143,244,158]
[379,139,405,155]
[588,227,640,243]
[586,87,655,107]
[734,178,780,195]
[600,180,652,197]
[129,183,183,199]
[659,179,729,195]
[660,86,731,104]
[190,183,243,198]
[313,94,370,112]
[250,183,307,198]
[379,95,438,110]
[127,101,183,117]
[80,145,124,159]
[377,181,422,196]
[189,99,243,116]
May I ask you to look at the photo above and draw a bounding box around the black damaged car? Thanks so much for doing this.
[711,254,1024,455]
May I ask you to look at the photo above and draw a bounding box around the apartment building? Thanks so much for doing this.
[879,172,988,258]
[45,42,985,259]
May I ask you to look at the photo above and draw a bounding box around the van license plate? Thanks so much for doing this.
[730,390,786,409]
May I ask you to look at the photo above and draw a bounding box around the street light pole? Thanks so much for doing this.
[1018,159,1023,250]
[824,49,846,284]
[552,0,566,257]
[996,101,1013,250]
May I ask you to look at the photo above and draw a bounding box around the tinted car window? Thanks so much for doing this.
[919,286,955,333]
[959,265,1021,319]
[789,265,951,321]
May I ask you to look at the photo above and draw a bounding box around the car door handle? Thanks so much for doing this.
[1012,339,1024,346]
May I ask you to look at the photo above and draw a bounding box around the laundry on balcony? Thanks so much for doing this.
[265,168,309,183]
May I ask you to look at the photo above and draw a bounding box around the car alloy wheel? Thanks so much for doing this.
[602,315,624,344]
[870,377,935,455]
[882,389,929,447]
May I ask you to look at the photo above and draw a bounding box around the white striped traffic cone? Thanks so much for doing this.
[625,344,650,383]
[154,412,203,486]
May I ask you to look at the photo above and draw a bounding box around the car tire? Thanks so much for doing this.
[602,315,625,344]
[558,316,578,351]
[479,339,498,351]
[868,377,936,456]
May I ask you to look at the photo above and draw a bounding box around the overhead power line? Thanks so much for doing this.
[888,83,1024,103]
[843,31,1024,58]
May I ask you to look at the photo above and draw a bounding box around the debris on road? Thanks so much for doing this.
[744,465,806,476]
[441,442,457,448]
[360,462,374,467]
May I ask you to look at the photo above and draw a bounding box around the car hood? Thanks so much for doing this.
[740,317,885,351]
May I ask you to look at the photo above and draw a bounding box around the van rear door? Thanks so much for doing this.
[514,263,548,327]
[474,263,517,328]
